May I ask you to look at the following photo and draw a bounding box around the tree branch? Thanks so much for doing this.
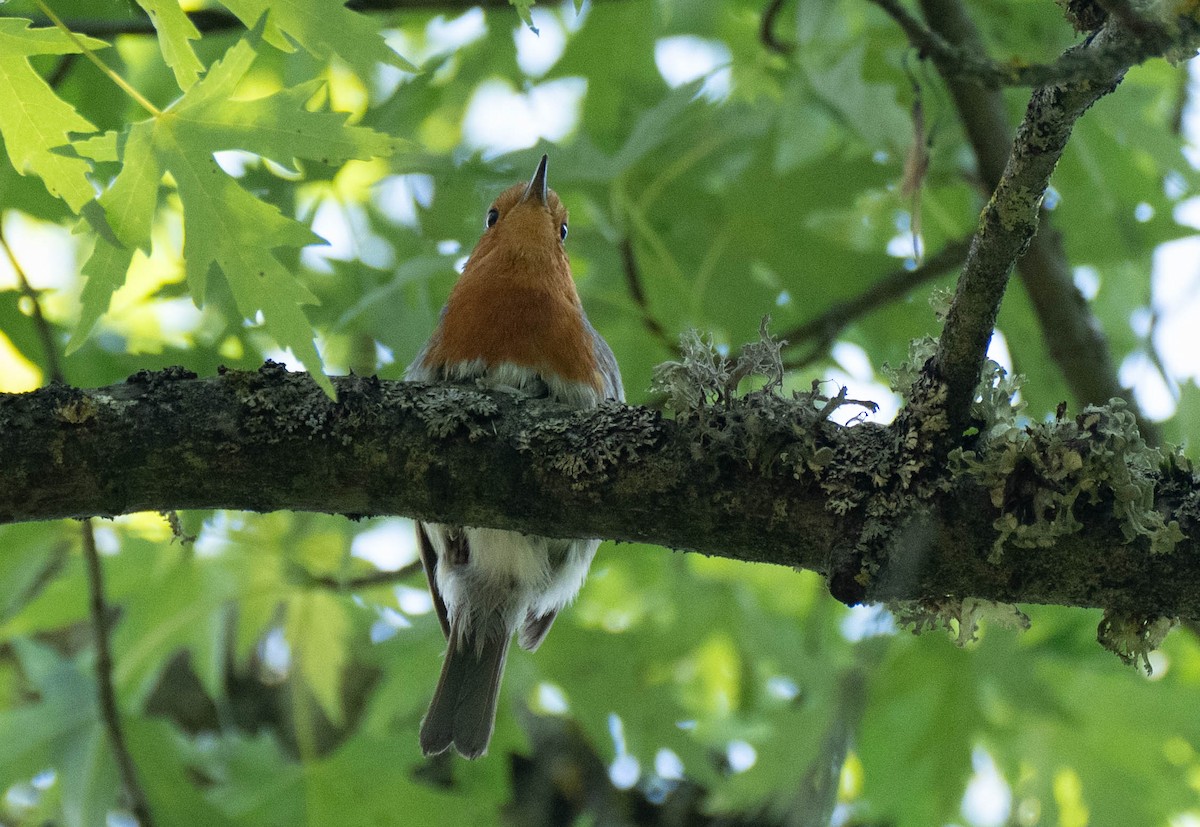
[868,0,1194,89]
[778,234,971,366]
[927,15,1161,433]
[31,0,592,39]
[4,366,1200,619]
[916,0,1161,446]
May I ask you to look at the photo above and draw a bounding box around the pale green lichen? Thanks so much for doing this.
[514,403,660,485]
[952,398,1184,561]
[652,319,875,480]
[889,597,1031,647]
[413,387,499,439]
[650,318,787,413]
[1097,610,1175,675]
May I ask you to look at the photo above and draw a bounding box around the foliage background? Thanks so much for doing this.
[0,0,1198,824]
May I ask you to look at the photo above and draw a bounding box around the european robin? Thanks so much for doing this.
[406,155,624,758]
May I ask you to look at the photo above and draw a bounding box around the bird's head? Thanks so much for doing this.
[468,155,570,274]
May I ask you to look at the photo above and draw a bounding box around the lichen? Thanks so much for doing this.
[1097,610,1175,675]
[952,398,1184,561]
[514,402,660,485]
[889,597,1030,647]
[650,318,787,414]
[55,395,99,424]
[412,386,499,439]
[652,319,873,483]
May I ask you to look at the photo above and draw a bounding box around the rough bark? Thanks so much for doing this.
[4,364,1200,619]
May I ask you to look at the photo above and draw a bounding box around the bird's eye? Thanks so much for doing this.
[559,222,568,242]
[485,208,499,228]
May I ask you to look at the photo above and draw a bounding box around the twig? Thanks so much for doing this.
[5,212,151,821]
[867,0,1192,90]
[46,52,79,89]
[618,237,678,354]
[779,235,970,366]
[929,16,1140,433]
[81,521,155,826]
[760,0,794,55]
[0,226,63,385]
[306,560,424,590]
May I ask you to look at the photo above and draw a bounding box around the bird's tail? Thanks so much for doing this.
[420,625,510,759]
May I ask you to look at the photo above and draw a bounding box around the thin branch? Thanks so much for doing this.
[46,52,78,89]
[917,0,1161,444]
[0,226,63,384]
[913,4,1169,435]
[618,237,677,354]
[6,209,148,820]
[306,560,424,590]
[82,521,155,826]
[760,0,794,56]
[867,0,1195,89]
[778,234,970,365]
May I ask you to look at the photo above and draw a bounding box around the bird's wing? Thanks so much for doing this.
[416,522,451,639]
[404,306,448,381]
[587,321,624,402]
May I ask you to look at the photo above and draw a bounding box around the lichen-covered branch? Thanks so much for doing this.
[4,364,1200,620]
[931,18,1152,434]
[918,0,1160,443]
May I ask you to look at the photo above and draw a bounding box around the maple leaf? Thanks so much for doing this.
[0,19,103,212]
[72,36,403,395]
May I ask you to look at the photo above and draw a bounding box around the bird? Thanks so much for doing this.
[405,155,624,759]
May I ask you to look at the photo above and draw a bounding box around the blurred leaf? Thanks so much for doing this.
[217,0,418,73]
[285,590,350,727]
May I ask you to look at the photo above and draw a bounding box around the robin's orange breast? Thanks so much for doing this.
[424,280,599,388]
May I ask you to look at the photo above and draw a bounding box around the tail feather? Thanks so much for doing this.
[420,627,510,759]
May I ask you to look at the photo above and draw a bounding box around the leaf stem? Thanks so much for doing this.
[33,0,162,117]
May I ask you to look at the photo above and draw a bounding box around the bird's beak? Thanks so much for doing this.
[522,154,549,206]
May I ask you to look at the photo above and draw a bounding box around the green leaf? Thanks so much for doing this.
[111,551,237,704]
[134,0,204,91]
[0,19,104,211]
[510,0,538,33]
[170,76,401,171]
[98,120,158,252]
[803,43,910,151]
[217,0,417,74]
[68,235,135,355]
[0,641,117,827]
[285,590,350,727]
[125,719,236,826]
[72,35,401,392]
